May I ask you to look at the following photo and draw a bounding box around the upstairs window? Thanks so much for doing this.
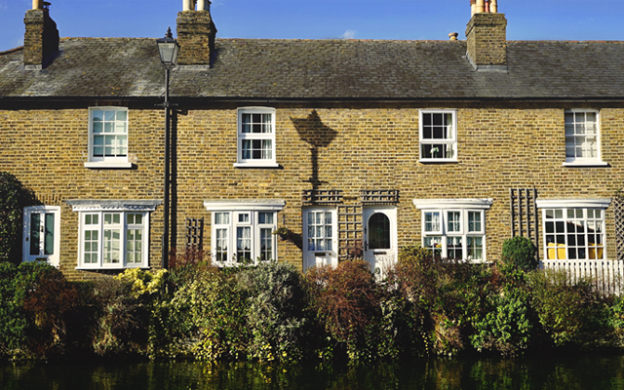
[564,110,605,166]
[419,110,457,162]
[235,107,277,168]
[86,107,132,168]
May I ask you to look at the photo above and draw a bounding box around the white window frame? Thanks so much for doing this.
[419,109,458,163]
[23,206,61,267]
[414,199,492,263]
[85,107,133,169]
[204,200,285,266]
[562,109,607,167]
[234,107,278,168]
[536,198,611,261]
[67,200,160,270]
[303,207,338,270]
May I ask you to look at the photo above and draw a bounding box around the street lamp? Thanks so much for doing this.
[157,27,179,269]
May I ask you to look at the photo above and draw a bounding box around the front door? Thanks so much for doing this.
[363,206,397,275]
[303,208,338,270]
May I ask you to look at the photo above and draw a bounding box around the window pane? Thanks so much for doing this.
[260,228,273,261]
[369,213,390,250]
[259,212,273,224]
[468,211,482,232]
[447,211,460,233]
[424,212,440,232]
[29,213,41,256]
[44,213,55,255]
[447,237,462,259]
[237,227,251,263]
[216,228,228,262]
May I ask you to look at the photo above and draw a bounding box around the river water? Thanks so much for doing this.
[1,354,624,390]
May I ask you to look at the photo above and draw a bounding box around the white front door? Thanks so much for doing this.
[363,206,397,275]
[303,208,338,270]
[23,206,61,267]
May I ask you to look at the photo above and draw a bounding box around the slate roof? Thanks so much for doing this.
[1,37,624,100]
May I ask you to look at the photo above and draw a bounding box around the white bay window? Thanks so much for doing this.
[414,199,492,262]
[67,200,161,269]
[205,200,285,266]
[537,199,611,261]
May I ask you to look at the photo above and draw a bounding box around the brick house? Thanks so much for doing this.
[1,0,623,282]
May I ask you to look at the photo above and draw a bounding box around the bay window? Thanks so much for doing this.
[414,199,492,262]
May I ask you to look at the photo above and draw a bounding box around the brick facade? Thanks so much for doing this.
[3,103,622,277]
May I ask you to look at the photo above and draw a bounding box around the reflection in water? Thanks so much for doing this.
[1,355,624,390]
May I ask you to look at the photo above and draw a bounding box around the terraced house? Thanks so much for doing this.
[1,0,624,285]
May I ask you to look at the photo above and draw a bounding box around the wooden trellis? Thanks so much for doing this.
[302,189,343,205]
[616,196,624,260]
[338,205,363,260]
[361,189,400,205]
[510,188,539,259]
[185,217,204,257]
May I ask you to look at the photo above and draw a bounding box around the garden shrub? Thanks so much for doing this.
[305,261,379,360]
[89,277,147,356]
[237,262,307,362]
[501,236,538,272]
[528,269,606,347]
[0,262,26,355]
[0,172,36,263]
[13,261,78,357]
[470,286,533,356]
[170,263,250,361]
[394,246,493,356]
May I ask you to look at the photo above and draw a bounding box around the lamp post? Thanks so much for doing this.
[157,28,179,269]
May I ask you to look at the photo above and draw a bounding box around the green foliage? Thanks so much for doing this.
[237,262,307,362]
[13,261,78,357]
[528,269,605,347]
[0,173,36,263]
[170,263,250,361]
[0,262,27,354]
[471,286,533,356]
[114,268,167,300]
[395,246,494,356]
[501,236,538,272]
[88,277,147,356]
[305,261,379,360]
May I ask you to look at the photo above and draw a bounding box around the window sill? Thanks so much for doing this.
[562,161,609,167]
[76,266,149,271]
[84,161,134,169]
[418,159,459,164]
[233,162,280,169]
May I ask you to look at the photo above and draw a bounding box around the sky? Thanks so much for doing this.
[0,0,623,52]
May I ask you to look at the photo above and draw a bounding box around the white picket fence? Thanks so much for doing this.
[541,259,624,296]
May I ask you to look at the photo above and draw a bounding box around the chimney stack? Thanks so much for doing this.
[466,0,507,71]
[24,1,59,69]
[177,0,217,66]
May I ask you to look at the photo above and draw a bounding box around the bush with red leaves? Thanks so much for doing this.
[305,260,379,343]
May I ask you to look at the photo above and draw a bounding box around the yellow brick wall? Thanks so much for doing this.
[2,103,623,278]
[0,109,165,280]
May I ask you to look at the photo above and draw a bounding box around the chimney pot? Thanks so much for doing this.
[449,32,459,41]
